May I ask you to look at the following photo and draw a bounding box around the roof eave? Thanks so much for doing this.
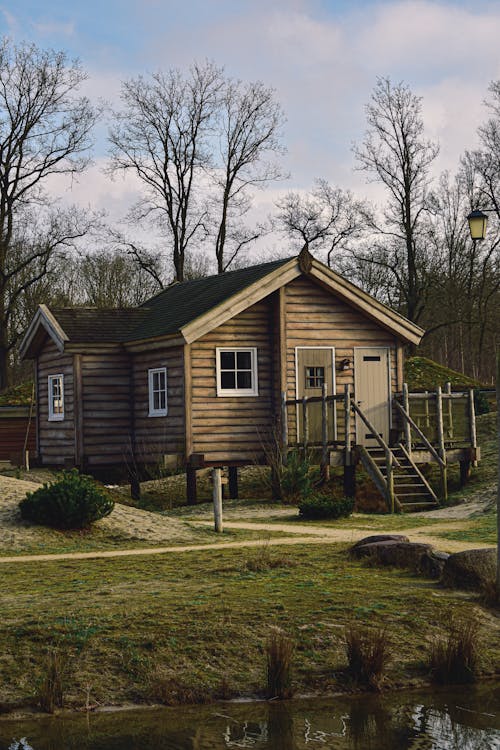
[180,258,300,344]
[19,304,69,360]
[308,260,425,346]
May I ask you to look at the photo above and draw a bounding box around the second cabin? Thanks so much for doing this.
[22,247,473,508]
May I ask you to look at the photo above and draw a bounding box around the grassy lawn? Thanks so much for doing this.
[1,542,498,711]
[0,524,290,557]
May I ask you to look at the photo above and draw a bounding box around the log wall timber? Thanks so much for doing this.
[80,351,132,466]
[284,276,398,446]
[191,300,274,463]
[132,346,185,463]
[37,338,75,464]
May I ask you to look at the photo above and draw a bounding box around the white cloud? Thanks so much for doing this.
[31,20,75,37]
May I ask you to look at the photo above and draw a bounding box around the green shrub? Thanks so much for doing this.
[344,625,390,691]
[19,470,114,529]
[281,450,312,502]
[298,493,354,520]
[473,388,490,415]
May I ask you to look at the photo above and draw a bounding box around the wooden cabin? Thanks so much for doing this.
[21,248,477,509]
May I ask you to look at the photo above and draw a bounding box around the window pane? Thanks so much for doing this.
[237,371,252,389]
[221,371,236,389]
[220,351,235,369]
[154,391,161,410]
[237,351,251,369]
[159,391,166,410]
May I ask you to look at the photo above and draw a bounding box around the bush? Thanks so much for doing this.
[19,470,114,529]
[344,625,390,691]
[266,627,294,699]
[473,388,490,415]
[280,450,312,503]
[428,615,481,684]
[298,494,354,520]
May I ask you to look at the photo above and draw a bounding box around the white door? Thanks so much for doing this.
[354,347,390,446]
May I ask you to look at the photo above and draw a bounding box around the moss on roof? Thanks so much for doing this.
[48,258,293,344]
[0,382,34,407]
[404,356,485,391]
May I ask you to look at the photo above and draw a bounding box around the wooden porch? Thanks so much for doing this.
[281,383,480,512]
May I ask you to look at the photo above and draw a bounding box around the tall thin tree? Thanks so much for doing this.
[0,39,99,388]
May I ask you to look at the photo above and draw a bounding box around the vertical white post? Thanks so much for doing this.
[281,391,288,466]
[344,384,351,464]
[468,388,478,467]
[321,383,329,481]
[212,468,223,533]
[402,382,411,455]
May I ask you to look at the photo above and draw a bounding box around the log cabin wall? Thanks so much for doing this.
[80,350,132,467]
[132,345,185,464]
[284,276,399,445]
[191,299,274,463]
[37,338,75,465]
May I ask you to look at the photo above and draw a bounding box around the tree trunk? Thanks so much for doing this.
[496,346,500,604]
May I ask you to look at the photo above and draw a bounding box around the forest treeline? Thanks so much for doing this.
[1,39,498,388]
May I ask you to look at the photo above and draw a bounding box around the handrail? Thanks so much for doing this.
[393,399,445,467]
[350,401,400,467]
[285,394,344,406]
[357,446,400,513]
[398,442,439,503]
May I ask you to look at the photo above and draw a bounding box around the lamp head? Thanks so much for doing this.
[467,209,488,240]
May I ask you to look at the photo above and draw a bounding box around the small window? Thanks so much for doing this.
[148,367,168,416]
[48,374,64,421]
[216,348,258,397]
[305,366,325,388]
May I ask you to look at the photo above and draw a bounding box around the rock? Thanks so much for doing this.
[420,550,450,579]
[350,534,410,552]
[441,548,496,590]
[351,540,436,572]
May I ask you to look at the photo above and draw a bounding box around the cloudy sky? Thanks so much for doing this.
[3,0,500,258]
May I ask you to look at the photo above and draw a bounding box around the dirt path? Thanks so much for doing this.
[0,517,493,564]
[0,473,494,565]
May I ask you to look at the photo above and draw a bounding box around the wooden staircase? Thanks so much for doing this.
[360,444,439,512]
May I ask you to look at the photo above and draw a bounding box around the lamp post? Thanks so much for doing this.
[467,208,500,603]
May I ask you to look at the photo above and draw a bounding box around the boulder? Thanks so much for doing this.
[420,550,450,579]
[351,539,434,572]
[350,534,410,552]
[441,548,496,590]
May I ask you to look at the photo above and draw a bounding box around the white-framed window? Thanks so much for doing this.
[148,367,168,416]
[48,374,64,421]
[216,347,259,397]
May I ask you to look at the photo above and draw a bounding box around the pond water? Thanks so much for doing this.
[1,684,499,750]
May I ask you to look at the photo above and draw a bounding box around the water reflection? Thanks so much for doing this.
[1,684,499,750]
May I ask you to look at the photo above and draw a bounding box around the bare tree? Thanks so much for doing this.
[213,79,285,272]
[108,61,223,283]
[76,249,160,307]
[0,39,100,388]
[275,179,365,266]
[353,77,439,326]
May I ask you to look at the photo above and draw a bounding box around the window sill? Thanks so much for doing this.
[148,410,168,417]
[48,415,64,422]
[217,390,259,398]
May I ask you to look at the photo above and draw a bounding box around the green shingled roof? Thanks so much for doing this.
[49,257,293,344]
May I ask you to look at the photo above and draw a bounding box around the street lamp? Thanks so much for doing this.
[467,209,489,240]
[466,206,500,603]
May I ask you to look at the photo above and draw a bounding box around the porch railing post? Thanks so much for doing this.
[281,391,288,466]
[386,448,395,513]
[445,381,453,439]
[302,396,309,454]
[344,384,351,464]
[402,382,411,455]
[321,383,329,481]
[436,385,448,501]
[468,388,478,467]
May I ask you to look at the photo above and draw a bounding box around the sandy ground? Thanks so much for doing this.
[0,474,201,550]
[0,470,495,563]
